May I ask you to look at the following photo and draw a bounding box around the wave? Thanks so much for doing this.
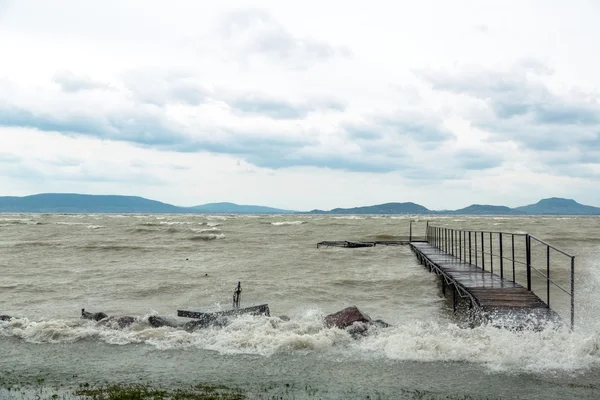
[0,313,596,373]
[86,225,105,229]
[271,221,305,226]
[194,227,221,233]
[188,233,225,241]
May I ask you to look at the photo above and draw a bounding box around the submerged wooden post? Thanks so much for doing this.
[233,282,242,309]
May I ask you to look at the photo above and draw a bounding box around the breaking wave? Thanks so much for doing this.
[0,313,597,373]
[271,221,305,226]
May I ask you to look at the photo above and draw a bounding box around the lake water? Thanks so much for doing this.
[1,214,599,399]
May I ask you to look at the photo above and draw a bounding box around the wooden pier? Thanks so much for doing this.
[318,222,575,329]
[410,242,557,325]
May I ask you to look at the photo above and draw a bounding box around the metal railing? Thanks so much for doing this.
[426,225,575,329]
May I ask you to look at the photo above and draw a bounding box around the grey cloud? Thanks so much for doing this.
[0,103,186,148]
[417,64,600,153]
[53,70,110,92]
[343,111,453,145]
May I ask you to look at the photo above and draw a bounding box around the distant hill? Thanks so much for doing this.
[1,194,598,215]
[450,204,523,215]
[191,202,294,214]
[308,202,431,214]
[0,193,185,213]
[513,198,600,215]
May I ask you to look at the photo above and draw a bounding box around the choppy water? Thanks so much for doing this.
[1,214,600,399]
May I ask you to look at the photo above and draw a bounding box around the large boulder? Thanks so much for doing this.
[325,306,372,329]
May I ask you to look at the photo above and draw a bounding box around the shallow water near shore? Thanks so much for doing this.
[1,214,600,399]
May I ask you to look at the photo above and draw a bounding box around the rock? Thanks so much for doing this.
[148,315,181,328]
[97,316,137,329]
[81,309,108,322]
[0,315,12,321]
[325,306,372,329]
[373,319,392,328]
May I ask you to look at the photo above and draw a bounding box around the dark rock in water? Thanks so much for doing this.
[115,316,136,328]
[0,315,12,321]
[373,319,392,328]
[81,309,108,322]
[148,315,181,328]
[97,316,137,329]
[325,306,372,329]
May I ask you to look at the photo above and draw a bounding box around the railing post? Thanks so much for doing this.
[511,234,516,283]
[489,232,493,274]
[446,228,448,253]
[526,234,532,291]
[409,221,413,242]
[462,231,465,261]
[474,231,478,267]
[547,246,550,308]
[481,232,485,271]
[469,231,472,264]
[571,256,575,330]
[499,233,504,279]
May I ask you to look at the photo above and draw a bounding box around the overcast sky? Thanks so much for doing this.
[1,0,599,210]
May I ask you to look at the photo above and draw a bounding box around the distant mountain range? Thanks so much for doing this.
[0,194,293,214]
[0,194,599,215]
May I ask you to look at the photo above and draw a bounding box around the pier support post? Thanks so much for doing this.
[453,286,457,313]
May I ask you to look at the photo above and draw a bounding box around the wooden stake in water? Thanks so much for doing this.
[233,282,242,309]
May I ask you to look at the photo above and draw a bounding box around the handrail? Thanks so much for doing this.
[529,235,575,258]
[425,225,575,330]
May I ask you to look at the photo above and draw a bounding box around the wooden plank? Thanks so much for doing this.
[177,304,270,319]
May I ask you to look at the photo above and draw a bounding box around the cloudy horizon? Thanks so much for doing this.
[1,0,599,210]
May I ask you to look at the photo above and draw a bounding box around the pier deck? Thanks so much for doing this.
[410,241,558,324]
